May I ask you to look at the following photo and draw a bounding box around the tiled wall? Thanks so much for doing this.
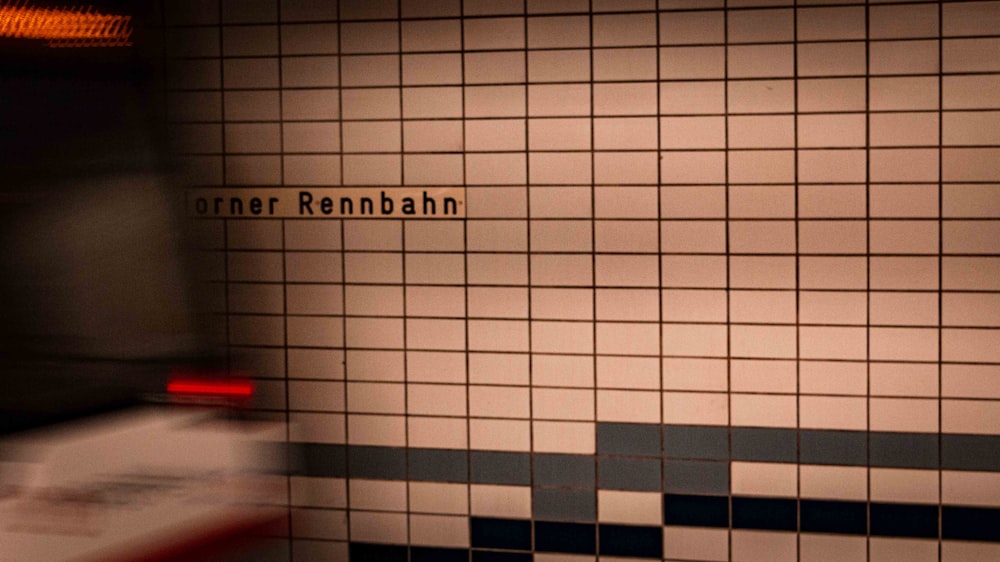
[163,0,1000,560]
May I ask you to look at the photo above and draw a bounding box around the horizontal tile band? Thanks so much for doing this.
[352,544,537,562]
[664,495,1000,540]
[291,423,1000,481]
[349,501,1000,560]
[456,519,665,557]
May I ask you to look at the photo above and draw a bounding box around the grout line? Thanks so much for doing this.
[334,1,352,558]
[394,4,412,559]
[588,1,601,553]
[460,5,474,560]
[867,2,880,558]
[217,0,232,377]
[722,1,735,557]
[865,1,874,558]
[655,4,669,559]
[793,0,803,555]
[274,2,293,559]
[522,0,538,554]
[938,0,946,557]
[163,106,1000,125]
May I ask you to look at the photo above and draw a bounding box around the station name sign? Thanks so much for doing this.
[187,188,465,219]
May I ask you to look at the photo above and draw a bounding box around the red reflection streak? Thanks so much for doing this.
[166,379,254,398]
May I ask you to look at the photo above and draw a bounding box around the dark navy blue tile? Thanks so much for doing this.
[870,503,939,538]
[732,497,797,531]
[731,427,797,463]
[412,546,468,562]
[409,448,468,483]
[943,505,1000,542]
[348,446,406,480]
[535,521,596,555]
[349,542,407,562]
[800,499,867,535]
[663,459,729,495]
[870,433,938,469]
[599,456,661,491]
[598,422,661,457]
[470,451,531,485]
[298,443,347,478]
[663,494,729,528]
[470,517,531,551]
[534,453,594,488]
[472,552,531,562]
[943,434,1000,471]
[664,425,729,460]
[800,430,867,466]
[599,524,664,558]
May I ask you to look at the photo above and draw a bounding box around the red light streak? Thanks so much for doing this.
[0,1,132,47]
[166,379,254,398]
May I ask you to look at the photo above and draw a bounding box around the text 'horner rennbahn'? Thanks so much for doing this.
[187,188,465,219]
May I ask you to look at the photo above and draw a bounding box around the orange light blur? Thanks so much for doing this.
[0,1,132,47]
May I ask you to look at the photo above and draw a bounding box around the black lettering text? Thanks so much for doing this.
[298,191,313,215]
[422,191,435,215]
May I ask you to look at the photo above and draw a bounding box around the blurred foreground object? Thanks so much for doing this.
[0,0,219,433]
[0,4,287,559]
[0,407,286,561]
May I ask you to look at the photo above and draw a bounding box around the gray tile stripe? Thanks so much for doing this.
[664,459,730,495]
[410,448,468,482]
[731,427,797,462]
[533,487,596,522]
[943,435,1000,471]
[597,422,661,457]
[870,433,939,469]
[599,456,661,491]
[800,430,868,466]
[471,450,531,485]
[536,453,595,488]
[293,424,1000,483]
[662,425,728,460]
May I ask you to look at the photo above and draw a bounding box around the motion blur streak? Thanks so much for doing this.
[0,1,132,47]
[167,379,255,398]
